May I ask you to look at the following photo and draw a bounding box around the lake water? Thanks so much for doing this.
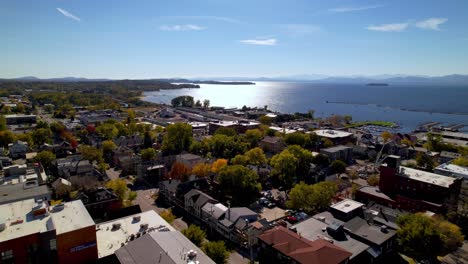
[142,82,468,132]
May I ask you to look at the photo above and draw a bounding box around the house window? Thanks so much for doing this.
[1,250,13,260]
[50,239,57,250]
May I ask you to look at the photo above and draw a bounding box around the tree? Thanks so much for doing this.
[192,163,212,178]
[0,130,16,147]
[0,115,6,131]
[203,99,210,109]
[214,127,237,137]
[16,133,33,147]
[424,132,443,152]
[79,145,104,163]
[258,115,272,126]
[217,165,261,206]
[141,148,156,161]
[159,209,176,224]
[397,213,464,261]
[343,115,352,124]
[106,179,129,201]
[102,140,117,160]
[171,95,194,107]
[195,100,202,108]
[312,153,330,166]
[367,175,380,186]
[270,150,298,187]
[286,145,313,178]
[452,156,468,167]
[31,128,52,145]
[182,225,206,247]
[162,123,192,155]
[287,181,338,213]
[416,152,436,171]
[211,159,228,174]
[34,151,56,171]
[202,241,229,264]
[284,132,307,146]
[244,129,263,147]
[169,161,191,181]
[96,123,119,140]
[321,138,334,148]
[244,147,268,166]
[308,109,315,120]
[401,138,415,149]
[330,160,346,174]
[231,154,249,166]
[381,131,393,143]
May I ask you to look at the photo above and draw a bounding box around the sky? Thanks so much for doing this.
[1,0,468,79]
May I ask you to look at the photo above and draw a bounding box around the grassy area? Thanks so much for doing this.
[345,120,397,128]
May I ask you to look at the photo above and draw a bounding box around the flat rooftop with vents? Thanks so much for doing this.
[398,166,459,188]
[314,129,353,139]
[330,199,364,214]
[0,199,94,243]
[96,210,175,258]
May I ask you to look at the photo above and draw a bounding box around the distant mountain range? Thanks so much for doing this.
[3,74,468,84]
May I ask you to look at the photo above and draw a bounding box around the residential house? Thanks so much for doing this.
[52,177,73,196]
[175,153,204,170]
[8,140,29,159]
[75,187,121,220]
[113,135,144,150]
[259,136,286,154]
[216,207,258,244]
[54,155,94,178]
[257,226,352,264]
[184,189,217,219]
[320,145,354,164]
[112,146,134,167]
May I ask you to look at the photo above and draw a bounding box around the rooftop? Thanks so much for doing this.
[0,199,94,243]
[435,163,468,178]
[344,217,396,246]
[321,145,352,153]
[330,199,364,214]
[115,231,216,264]
[398,166,458,188]
[258,226,352,264]
[314,130,353,139]
[96,210,175,258]
[292,214,369,259]
[0,184,50,205]
[269,126,297,134]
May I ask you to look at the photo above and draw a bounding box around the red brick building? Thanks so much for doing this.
[0,199,97,264]
[357,155,462,213]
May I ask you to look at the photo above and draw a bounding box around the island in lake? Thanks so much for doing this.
[366,83,389,86]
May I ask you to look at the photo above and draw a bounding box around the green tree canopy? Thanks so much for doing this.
[0,130,16,147]
[171,95,195,107]
[217,165,261,206]
[330,160,347,174]
[79,145,104,163]
[31,128,52,145]
[416,152,436,171]
[286,181,338,213]
[182,225,206,247]
[141,148,156,161]
[0,115,6,131]
[214,127,237,137]
[284,132,307,147]
[34,151,56,170]
[96,123,119,140]
[202,241,229,264]
[397,213,464,261]
[244,129,263,147]
[162,123,193,155]
[270,150,298,187]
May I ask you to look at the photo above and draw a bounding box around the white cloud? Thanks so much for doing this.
[367,23,408,32]
[159,24,205,31]
[415,18,448,30]
[56,8,80,21]
[240,38,277,46]
[330,5,381,13]
[281,24,321,35]
[161,16,242,24]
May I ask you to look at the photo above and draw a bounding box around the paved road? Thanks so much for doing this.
[228,252,250,264]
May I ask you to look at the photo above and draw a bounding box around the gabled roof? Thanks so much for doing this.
[258,226,352,264]
[202,202,228,220]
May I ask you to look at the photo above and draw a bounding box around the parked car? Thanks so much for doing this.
[286,215,298,224]
[295,212,309,221]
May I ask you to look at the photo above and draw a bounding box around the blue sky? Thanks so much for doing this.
[1,0,467,79]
